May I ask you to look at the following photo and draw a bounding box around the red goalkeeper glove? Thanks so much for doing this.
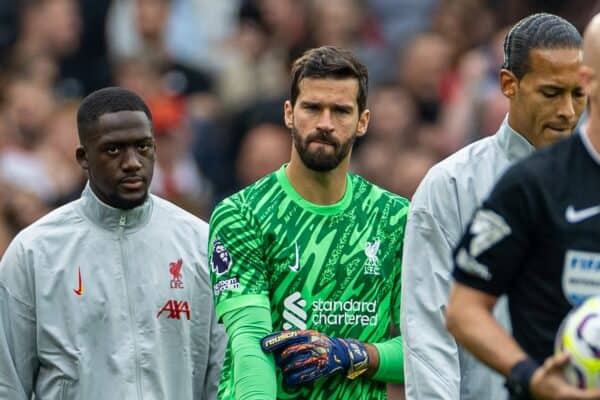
[261,329,370,386]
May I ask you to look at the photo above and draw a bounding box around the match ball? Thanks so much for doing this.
[555,296,600,389]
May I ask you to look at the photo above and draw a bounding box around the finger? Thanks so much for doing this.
[277,348,317,370]
[582,388,600,400]
[280,342,320,358]
[283,362,324,386]
[281,353,328,374]
[261,330,310,353]
[559,386,600,400]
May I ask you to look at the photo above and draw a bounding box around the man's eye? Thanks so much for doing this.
[334,108,351,114]
[106,146,120,155]
[138,143,150,152]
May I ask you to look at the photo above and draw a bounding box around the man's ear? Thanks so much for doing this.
[76,146,89,170]
[580,65,596,98]
[284,100,294,129]
[500,69,518,99]
[357,109,370,138]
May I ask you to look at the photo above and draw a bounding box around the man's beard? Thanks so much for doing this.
[291,126,356,172]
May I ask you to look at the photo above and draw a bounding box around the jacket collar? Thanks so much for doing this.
[495,115,535,162]
[78,183,153,232]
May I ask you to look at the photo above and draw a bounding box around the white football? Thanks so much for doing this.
[555,296,600,389]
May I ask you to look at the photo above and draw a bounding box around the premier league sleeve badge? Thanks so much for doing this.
[211,238,233,276]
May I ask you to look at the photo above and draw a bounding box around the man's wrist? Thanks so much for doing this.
[505,357,539,400]
[362,343,379,378]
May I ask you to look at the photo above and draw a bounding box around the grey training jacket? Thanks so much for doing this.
[401,117,535,400]
[0,185,226,400]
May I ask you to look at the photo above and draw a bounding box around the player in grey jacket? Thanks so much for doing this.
[401,13,585,400]
[0,87,226,400]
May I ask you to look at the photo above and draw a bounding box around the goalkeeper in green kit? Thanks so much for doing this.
[208,46,408,399]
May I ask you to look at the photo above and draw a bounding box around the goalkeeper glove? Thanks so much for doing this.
[261,329,370,386]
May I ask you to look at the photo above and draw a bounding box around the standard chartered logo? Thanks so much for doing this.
[283,292,307,330]
[282,292,378,329]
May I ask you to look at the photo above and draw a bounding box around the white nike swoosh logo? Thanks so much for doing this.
[289,242,300,272]
[566,205,600,223]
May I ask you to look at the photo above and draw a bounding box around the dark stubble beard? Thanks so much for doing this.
[291,125,357,172]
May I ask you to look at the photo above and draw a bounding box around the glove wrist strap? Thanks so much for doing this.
[342,338,370,379]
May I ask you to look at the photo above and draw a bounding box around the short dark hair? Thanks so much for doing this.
[502,13,582,80]
[77,87,152,140]
[290,46,369,112]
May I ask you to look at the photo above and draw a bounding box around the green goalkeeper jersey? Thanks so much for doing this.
[209,165,409,400]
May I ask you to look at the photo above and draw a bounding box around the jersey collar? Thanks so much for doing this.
[276,164,353,216]
[495,115,536,162]
[77,182,153,232]
[579,126,600,165]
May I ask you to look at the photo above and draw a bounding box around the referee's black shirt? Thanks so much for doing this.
[453,129,600,363]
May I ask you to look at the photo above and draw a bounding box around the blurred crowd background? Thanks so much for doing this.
[0,0,599,255]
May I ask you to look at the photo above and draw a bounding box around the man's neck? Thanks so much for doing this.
[285,158,349,205]
[507,112,535,146]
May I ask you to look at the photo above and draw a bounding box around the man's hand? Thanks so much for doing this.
[530,352,600,399]
[261,330,369,386]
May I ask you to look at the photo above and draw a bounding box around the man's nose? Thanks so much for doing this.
[557,93,576,121]
[121,147,142,170]
[316,109,334,132]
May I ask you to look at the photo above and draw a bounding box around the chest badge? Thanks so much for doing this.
[364,239,381,276]
[562,250,600,305]
[169,259,184,289]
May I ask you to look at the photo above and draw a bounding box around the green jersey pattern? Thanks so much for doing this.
[209,165,409,400]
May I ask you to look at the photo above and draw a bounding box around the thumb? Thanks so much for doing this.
[544,352,571,371]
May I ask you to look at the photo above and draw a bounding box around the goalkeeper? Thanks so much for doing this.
[208,46,408,399]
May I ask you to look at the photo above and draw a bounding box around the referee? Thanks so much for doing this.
[447,14,600,400]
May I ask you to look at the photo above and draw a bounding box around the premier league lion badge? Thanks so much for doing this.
[212,238,233,275]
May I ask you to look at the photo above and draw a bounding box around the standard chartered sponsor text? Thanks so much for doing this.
[312,299,378,326]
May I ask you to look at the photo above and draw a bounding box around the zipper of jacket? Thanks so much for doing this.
[118,214,144,399]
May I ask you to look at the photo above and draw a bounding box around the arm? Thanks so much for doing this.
[222,306,277,400]
[0,239,38,400]
[447,283,600,400]
[208,198,274,398]
[446,283,525,377]
[202,300,227,400]
[371,335,404,383]
[401,207,463,399]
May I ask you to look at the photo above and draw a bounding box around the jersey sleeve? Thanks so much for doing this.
[221,306,277,400]
[452,163,540,296]
[402,200,464,398]
[0,236,38,400]
[391,205,408,329]
[208,196,270,320]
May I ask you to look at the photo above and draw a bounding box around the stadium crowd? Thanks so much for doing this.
[0,0,598,257]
